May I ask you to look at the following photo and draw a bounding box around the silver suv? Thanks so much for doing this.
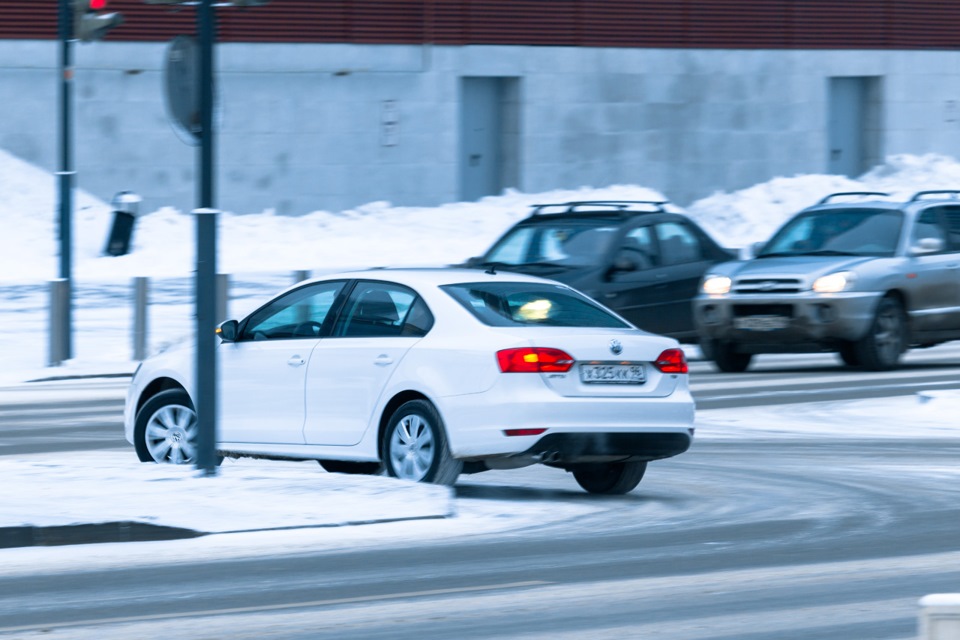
[694,191,960,371]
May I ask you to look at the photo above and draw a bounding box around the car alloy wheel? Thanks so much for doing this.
[383,399,461,485]
[135,389,198,464]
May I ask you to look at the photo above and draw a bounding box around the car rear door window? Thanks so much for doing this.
[443,282,629,328]
[335,282,428,338]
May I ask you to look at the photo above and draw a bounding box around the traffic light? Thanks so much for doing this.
[73,0,124,42]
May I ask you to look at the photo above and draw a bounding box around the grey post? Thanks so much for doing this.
[132,276,149,361]
[49,279,70,366]
[215,273,229,324]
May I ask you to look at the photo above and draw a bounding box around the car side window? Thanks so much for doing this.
[941,205,960,252]
[913,208,949,252]
[617,225,658,269]
[241,280,346,341]
[335,282,425,338]
[656,222,703,265]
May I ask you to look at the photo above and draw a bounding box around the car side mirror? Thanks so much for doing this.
[911,237,944,255]
[216,319,239,342]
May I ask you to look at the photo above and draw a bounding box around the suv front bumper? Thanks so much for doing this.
[694,291,881,352]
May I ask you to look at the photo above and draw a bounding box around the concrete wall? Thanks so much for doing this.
[3,41,960,215]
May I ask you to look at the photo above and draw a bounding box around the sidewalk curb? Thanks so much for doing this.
[0,513,452,550]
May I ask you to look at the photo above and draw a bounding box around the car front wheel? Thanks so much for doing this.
[571,461,647,495]
[134,389,199,464]
[712,340,752,373]
[382,400,462,486]
[855,297,906,371]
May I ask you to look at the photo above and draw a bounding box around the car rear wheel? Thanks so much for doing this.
[855,297,906,371]
[712,340,753,373]
[572,461,647,495]
[317,460,382,475]
[382,400,462,485]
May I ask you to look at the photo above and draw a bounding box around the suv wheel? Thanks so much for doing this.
[855,297,906,371]
[837,341,861,367]
[712,341,752,373]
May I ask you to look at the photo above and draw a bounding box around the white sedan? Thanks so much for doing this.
[124,268,695,494]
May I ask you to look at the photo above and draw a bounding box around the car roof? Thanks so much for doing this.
[806,190,960,212]
[305,267,564,289]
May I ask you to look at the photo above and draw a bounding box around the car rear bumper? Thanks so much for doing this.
[439,381,695,460]
[694,291,881,350]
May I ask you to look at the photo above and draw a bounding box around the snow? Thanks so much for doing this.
[0,147,959,557]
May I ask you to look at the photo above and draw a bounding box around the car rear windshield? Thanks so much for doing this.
[759,208,903,258]
[442,282,630,328]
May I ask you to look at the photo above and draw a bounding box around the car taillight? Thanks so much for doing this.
[654,348,688,374]
[497,347,575,373]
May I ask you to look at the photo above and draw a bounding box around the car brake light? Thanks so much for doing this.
[654,348,688,374]
[497,348,575,373]
[503,428,547,437]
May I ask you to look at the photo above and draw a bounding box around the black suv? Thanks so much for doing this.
[464,201,735,342]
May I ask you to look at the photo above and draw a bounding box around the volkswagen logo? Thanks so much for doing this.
[609,339,623,355]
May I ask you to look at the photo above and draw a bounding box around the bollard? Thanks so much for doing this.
[292,269,310,284]
[215,273,229,324]
[919,594,960,639]
[48,279,70,366]
[132,277,149,361]
[104,191,143,257]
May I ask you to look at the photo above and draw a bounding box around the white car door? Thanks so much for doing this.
[219,280,347,444]
[303,282,430,446]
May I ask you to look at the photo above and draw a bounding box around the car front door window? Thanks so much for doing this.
[241,281,346,340]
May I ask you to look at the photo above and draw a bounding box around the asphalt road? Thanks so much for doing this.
[0,346,958,639]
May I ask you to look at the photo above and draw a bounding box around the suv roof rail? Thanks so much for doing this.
[530,200,669,215]
[909,189,960,201]
[817,191,890,205]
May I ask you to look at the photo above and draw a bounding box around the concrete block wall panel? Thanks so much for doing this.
[5,42,960,215]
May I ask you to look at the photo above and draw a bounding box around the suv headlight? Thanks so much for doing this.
[701,275,732,295]
[813,271,857,293]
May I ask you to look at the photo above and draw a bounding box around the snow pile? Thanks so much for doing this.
[4,150,960,282]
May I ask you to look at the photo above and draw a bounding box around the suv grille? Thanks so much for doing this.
[734,278,802,294]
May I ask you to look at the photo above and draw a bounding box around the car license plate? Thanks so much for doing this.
[579,363,646,384]
[734,315,789,331]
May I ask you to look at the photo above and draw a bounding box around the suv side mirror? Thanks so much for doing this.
[911,237,945,255]
[217,319,239,342]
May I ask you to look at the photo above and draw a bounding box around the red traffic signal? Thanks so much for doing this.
[73,0,124,42]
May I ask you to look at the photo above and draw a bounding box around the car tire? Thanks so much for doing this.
[317,460,382,475]
[382,399,462,486]
[837,341,861,367]
[712,341,753,373]
[134,389,221,466]
[572,461,647,495]
[855,297,906,371]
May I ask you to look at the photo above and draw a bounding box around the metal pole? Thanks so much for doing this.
[215,273,229,324]
[49,279,69,366]
[133,276,149,361]
[57,0,74,361]
[194,0,218,475]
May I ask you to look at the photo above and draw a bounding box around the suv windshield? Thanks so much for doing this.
[759,208,903,258]
[442,282,630,328]
[483,220,619,267]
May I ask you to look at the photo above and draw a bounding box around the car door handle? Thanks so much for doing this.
[374,355,394,366]
[287,355,306,367]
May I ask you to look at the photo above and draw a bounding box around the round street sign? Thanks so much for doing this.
[164,35,200,145]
